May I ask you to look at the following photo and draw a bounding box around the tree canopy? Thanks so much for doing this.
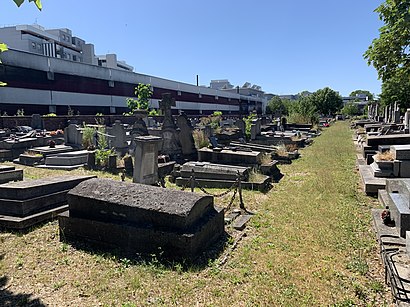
[309,87,343,115]
[266,96,288,115]
[349,90,374,101]
[364,0,410,107]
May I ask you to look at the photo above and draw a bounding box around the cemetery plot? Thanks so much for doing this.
[59,178,225,260]
[0,175,95,230]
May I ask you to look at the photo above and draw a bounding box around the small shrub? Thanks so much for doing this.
[149,109,159,116]
[16,109,24,116]
[82,125,96,149]
[260,153,272,165]
[275,144,288,157]
[95,148,115,168]
[248,168,265,182]
[286,144,298,152]
[244,113,257,139]
[44,113,57,117]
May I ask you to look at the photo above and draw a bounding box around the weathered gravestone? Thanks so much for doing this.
[176,113,197,158]
[133,135,162,185]
[159,93,182,159]
[31,114,44,130]
[64,124,83,148]
[106,120,128,150]
[59,178,225,260]
[235,118,246,135]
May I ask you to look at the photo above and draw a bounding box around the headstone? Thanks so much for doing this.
[59,178,225,260]
[235,118,246,135]
[250,124,257,140]
[64,124,83,148]
[31,114,44,130]
[405,109,410,133]
[176,113,197,157]
[133,135,162,185]
[130,110,149,137]
[107,120,127,149]
[384,105,389,123]
[159,93,182,159]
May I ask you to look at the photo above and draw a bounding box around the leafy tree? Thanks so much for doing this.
[349,90,374,101]
[266,96,288,115]
[364,0,410,107]
[126,83,153,112]
[341,102,360,116]
[12,0,42,9]
[380,74,410,106]
[309,87,343,115]
[287,96,318,124]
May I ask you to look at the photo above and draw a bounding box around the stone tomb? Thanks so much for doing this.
[198,147,262,165]
[0,175,95,230]
[174,161,273,192]
[378,178,410,237]
[59,178,225,260]
[0,165,23,184]
[37,150,89,170]
[371,145,410,178]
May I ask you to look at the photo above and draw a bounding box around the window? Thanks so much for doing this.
[31,42,36,49]
[73,55,77,61]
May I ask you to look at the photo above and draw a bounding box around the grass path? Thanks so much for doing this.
[0,121,390,306]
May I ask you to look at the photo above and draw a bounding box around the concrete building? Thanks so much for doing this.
[0,24,132,71]
[0,24,266,116]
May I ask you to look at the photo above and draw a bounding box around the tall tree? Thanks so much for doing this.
[309,87,343,115]
[349,90,374,101]
[364,0,410,107]
[266,96,288,115]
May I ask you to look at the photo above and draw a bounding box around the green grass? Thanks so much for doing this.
[0,121,390,306]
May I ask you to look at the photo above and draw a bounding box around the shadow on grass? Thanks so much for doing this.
[0,275,45,307]
[0,253,45,306]
[61,231,230,272]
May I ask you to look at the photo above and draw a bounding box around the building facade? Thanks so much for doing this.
[0,24,267,116]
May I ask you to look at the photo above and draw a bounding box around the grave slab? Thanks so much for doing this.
[198,148,262,165]
[60,178,225,259]
[358,164,386,194]
[0,205,67,230]
[0,175,96,230]
[181,162,249,181]
[0,175,96,200]
[0,168,23,184]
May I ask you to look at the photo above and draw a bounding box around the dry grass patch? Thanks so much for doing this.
[374,151,394,161]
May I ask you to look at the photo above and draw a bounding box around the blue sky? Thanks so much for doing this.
[1,0,384,97]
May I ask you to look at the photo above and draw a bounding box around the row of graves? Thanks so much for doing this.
[355,103,410,303]
[0,93,319,263]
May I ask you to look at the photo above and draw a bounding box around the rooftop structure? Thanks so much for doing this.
[0,24,132,71]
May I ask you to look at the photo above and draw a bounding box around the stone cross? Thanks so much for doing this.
[159,93,176,129]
